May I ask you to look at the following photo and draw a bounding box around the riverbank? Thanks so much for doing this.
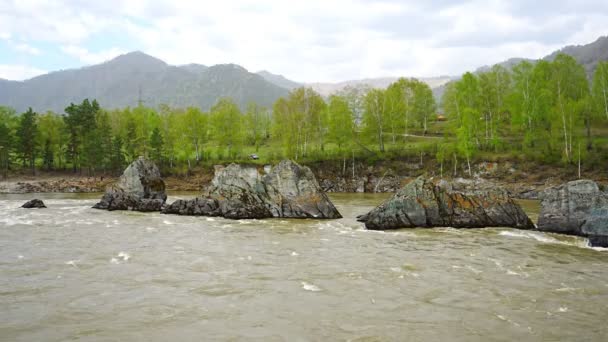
[1,159,606,198]
[0,174,210,194]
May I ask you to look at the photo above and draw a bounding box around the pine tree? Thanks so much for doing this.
[16,108,38,175]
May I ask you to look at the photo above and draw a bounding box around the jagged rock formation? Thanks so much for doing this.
[93,157,167,212]
[357,176,534,230]
[21,199,46,208]
[537,180,608,247]
[163,160,342,219]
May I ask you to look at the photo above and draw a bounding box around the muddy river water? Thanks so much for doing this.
[1,193,607,341]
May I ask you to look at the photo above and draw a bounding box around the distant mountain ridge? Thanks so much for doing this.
[0,51,288,113]
[475,36,608,77]
[1,36,607,113]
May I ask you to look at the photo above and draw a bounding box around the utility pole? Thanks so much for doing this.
[138,85,144,107]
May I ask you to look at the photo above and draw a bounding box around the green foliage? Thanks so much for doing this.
[16,108,38,174]
[0,122,13,178]
[210,98,243,159]
[3,53,608,177]
[327,95,354,151]
[150,127,164,165]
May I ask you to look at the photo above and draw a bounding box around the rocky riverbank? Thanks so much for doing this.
[0,174,207,194]
[1,160,605,198]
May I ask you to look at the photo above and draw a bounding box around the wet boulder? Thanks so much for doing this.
[357,176,534,230]
[163,160,341,219]
[21,199,46,209]
[93,157,167,211]
[537,180,608,247]
[263,159,341,218]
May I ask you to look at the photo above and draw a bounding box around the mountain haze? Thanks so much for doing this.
[1,36,607,113]
[0,52,288,113]
[476,36,608,77]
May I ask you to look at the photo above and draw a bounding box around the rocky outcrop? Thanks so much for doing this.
[537,180,608,247]
[163,160,342,219]
[93,157,167,211]
[357,176,534,230]
[21,199,46,208]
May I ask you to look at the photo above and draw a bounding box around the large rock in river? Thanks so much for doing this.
[537,180,608,247]
[21,199,46,208]
[163,160,341,219]
[357,176,534,230]
[93,157,167,211]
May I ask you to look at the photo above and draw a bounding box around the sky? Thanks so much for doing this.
[0,0,607,82]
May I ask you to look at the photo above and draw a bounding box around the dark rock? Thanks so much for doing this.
[162,198,220,216]
[163,160,341,219]
[538,180,608,247]
[357,176,534,230]
[21,199,46,208]
[93,157,167,212]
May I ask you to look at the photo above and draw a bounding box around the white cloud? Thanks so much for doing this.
[11,42,41,55]
[0,64,46,80]
[0,0,606,82]
[61,45,127,65]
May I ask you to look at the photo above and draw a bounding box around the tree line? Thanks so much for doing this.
[1,53,607,178]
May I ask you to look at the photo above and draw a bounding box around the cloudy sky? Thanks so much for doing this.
[0,0,606,82]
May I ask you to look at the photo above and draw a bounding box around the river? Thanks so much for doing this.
[1,193,607,341]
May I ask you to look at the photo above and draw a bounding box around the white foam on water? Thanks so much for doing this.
[290,251,299,256]
[146,227,156,232]
[205,217,215,222]
[466,265,482,274]
[499,230,559,244]
[65,260,79,268]
[500,230,606,251]
[506,269,519,276]
[587,242,608,252]
[163,220,173,225]
[110,257,120,264]
[0,217,33,226]
[301,282,322,292]
[118,252,130,261]
[389,267,401,273]
[558,307,569,312]
[17,255,24,259]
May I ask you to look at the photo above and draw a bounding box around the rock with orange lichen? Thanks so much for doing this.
[357,176,534,230]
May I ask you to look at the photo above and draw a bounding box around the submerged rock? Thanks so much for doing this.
[357,176,534,230]
[537,180,608,247]
[21,199,46,208]
[163,160,341,219]
[93,157,167,211]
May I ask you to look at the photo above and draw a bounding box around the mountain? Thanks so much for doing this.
[257,71,452,98]
[307,76,453,97]
[256,70,301,90]
[476,36,608,77]
[544,36,608,77]
[0,51,288,113]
